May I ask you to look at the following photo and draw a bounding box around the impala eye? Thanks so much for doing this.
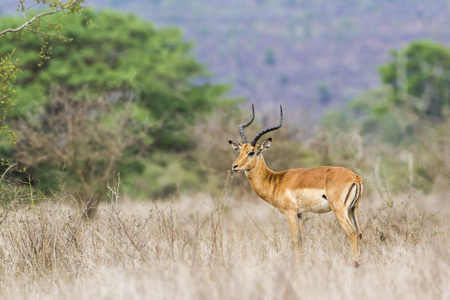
[248,151,255,156]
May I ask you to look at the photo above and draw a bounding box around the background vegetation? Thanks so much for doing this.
[0,0,84,142]
[321,40,450,194]
[0,1,449,299]
[0,8,239,215]
[1,2,449,206]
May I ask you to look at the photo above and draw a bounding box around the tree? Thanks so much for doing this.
[321,40,450,193]
[379,40,450,121]
[14,88,148,217]
[333,41,450,145]
[2,9,229,149]
[0,0,85,143]
[1,10,235,211]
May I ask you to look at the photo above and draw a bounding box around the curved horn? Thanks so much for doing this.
[250,105,283,146]
[239,103,255,143]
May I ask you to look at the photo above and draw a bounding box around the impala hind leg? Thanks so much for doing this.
[348,182,363,258]
[348,203,362,255]
[334,209,360,267]
[327,176,362,267]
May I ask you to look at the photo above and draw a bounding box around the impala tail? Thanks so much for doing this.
[346,176,363,266]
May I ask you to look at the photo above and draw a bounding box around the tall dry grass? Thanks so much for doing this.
[0,184,448,300]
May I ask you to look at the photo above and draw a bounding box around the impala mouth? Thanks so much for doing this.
[232,164,242,172]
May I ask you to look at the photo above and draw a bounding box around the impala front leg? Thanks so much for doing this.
[286,211,302,250]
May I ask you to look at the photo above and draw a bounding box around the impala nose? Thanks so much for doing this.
[232,164,239,171]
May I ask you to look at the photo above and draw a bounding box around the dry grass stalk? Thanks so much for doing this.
[0,190,448,299]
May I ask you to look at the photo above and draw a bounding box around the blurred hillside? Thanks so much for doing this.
[13,0,446,117]
[2,1,449,116]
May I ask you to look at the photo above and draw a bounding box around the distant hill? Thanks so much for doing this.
[2,0,450,118]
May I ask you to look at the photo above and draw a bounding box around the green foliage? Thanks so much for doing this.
[379,40,450,121]
[317,83,331,106]
[264,48,276,65]
[122,153,202,199]
[0,51,19,142]
[321,40,450,194]
[0,0,85,143]
[2,9,228,150]
[0,9,236,202]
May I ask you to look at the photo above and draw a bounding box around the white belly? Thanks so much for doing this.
[299,199,331,214]
[287,189,332,214]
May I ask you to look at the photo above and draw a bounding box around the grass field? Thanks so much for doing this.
[0,188,448,299]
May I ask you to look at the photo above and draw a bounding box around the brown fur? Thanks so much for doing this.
[229,140,363,267]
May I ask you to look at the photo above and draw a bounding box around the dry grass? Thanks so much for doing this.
[0,187,449,300]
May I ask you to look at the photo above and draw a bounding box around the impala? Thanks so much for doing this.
[229,104,364,267]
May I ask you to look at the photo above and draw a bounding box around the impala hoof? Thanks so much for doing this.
[354,261,360,268]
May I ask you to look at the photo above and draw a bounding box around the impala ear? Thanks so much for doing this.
[229,140,241,151]
[259,138,272,153]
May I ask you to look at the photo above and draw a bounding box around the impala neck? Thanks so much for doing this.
[245,155,278,203]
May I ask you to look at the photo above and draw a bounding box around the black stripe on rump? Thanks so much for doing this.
[344,183,357,206]
[349,183,360,208]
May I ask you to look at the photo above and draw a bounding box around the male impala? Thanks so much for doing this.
[229,104,364,267]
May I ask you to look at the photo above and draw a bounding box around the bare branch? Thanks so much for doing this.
[0,8,64,37]
[0,163,18,191]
